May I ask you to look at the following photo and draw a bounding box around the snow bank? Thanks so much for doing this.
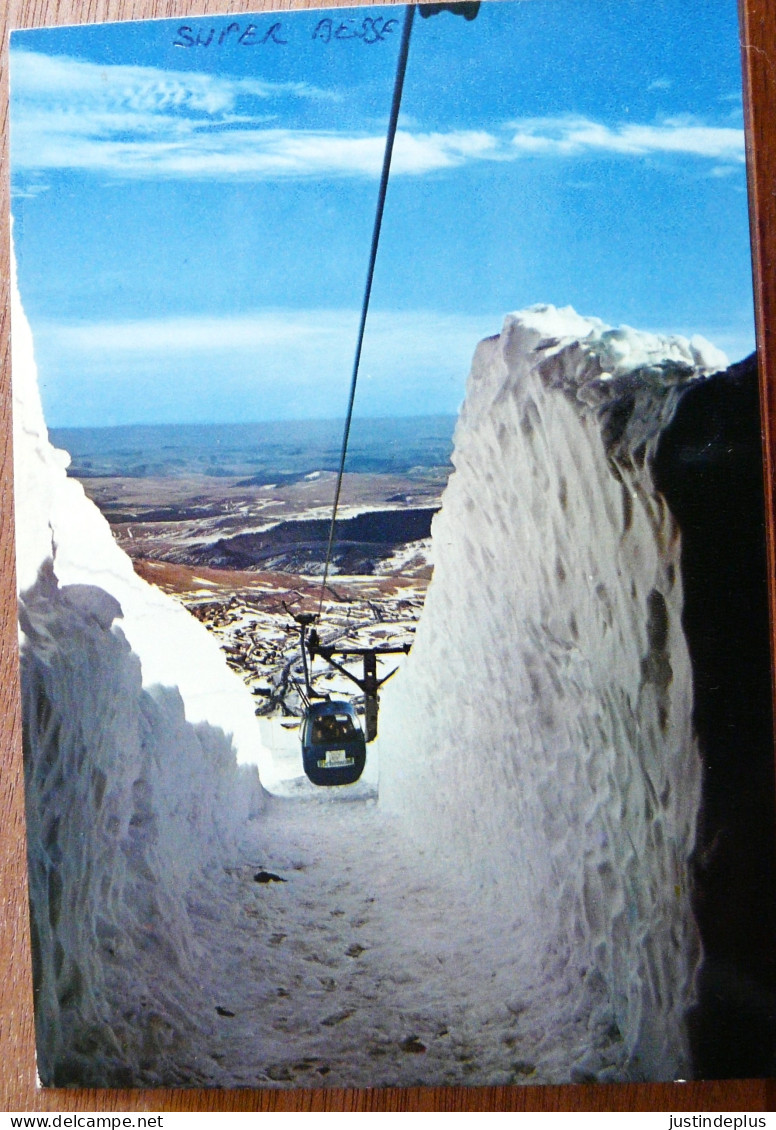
[12,254,267,1084]
[379,305,723,1081]
[21,568,267,1084]
[12,250,266,768]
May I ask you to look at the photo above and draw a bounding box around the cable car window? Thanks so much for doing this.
[312,713,359,743]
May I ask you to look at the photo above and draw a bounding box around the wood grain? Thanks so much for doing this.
[0,0,773,1112]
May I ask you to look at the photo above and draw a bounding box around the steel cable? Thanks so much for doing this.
[316,4,416,619]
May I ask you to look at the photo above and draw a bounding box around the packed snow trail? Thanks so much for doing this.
[127,790,623,1089]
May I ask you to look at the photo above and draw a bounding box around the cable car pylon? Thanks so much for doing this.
[306,628,411,742]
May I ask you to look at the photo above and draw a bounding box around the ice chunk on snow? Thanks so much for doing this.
[509,304,727,377]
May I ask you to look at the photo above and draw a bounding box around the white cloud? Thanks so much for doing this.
[49,309,360,353]
[508,115,745,164]
[10,48,342,176]
[12,49,500,180]
[35,307,502,424]
[11,48,306,115]
[36,306,755,429]
[10,49,746,182]
[44,307,499,359]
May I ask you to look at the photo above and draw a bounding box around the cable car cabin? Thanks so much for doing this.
[301,701,367,786]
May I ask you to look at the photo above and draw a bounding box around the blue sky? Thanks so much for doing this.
[10,0,753,426]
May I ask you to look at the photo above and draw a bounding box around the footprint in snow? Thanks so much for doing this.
[266,1064,294,1082]
[321,1009,353,1027]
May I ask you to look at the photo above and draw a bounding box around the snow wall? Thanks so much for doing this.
[379,305,727,1082]
[12,260,269,1086]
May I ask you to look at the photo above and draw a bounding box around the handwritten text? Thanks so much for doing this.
[172,15,399,48]
[311,16,399,44]
[173,22,287,48]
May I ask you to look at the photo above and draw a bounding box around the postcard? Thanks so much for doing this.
[9,0,775,1089]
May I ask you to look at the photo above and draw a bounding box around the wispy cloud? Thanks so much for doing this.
[32,305,754,427]
[508,114,745,164]
[11,49,746,182]
[10,48,342,177]
[49,309,361,353]
[43,307,498,360]
[10,47,330,118]
[34,307,502,424]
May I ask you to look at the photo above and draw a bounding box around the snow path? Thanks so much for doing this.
[168,793,551,1090]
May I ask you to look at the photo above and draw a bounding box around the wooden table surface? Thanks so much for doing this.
[1,0,775,1112]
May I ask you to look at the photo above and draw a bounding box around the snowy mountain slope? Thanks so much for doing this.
[379,305,726,1080]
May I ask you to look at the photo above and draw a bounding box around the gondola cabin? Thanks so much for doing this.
[301,700,367,786]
